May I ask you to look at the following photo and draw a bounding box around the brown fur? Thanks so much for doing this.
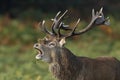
[49,47,120,80]
[34,9,119,80]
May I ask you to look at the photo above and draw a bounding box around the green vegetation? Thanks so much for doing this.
[0,14,120,80]
[0,39,120,80]
[0,1,120,79]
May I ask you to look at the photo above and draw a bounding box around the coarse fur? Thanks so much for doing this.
[48,47,120,80]
[33,9,120,80]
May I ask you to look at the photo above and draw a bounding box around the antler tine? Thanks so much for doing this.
[92,7,103,20]
[51,10,68,35]
[55,11,61,19]
[99,7,103,14]
[51,11,61,22]
[92,9,95,18]
[65,7,107,38]
[51,11,61,35]
[40,20,53,35]
[66,18,80,37]
[56,10,68,26]
[58,22,63,37]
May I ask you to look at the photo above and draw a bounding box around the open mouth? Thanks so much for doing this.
[35,48,43,59]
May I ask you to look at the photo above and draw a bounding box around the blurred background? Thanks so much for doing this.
[0,0,120,80]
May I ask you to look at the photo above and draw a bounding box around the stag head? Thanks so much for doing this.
[34,8,109,63]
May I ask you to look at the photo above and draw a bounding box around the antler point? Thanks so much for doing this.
[99,7,103,13]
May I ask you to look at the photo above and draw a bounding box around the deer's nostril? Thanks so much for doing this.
[36,44,39,47]
[34,43,39,48]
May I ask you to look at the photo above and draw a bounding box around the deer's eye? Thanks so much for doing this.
[48,42,56,48]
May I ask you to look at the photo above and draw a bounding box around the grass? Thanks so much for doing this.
[0,16,120,80]
[0,45,53,80]
[0,38,120,80]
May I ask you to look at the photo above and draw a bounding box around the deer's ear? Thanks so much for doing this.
[59,38,66,47]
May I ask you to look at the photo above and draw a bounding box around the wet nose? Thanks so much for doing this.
[33,43,40,48]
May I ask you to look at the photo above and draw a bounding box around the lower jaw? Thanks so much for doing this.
[35,53,42,59]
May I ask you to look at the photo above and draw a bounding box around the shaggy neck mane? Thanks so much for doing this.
[49,47,82,80]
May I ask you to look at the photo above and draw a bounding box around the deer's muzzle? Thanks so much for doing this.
[34,43,43,59]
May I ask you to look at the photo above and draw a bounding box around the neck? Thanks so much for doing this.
[49,47,82,80]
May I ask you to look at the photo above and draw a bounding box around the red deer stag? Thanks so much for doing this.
[34,8,120,80]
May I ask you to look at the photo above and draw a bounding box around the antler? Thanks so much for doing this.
[65,7,109,38]
[51,10,68,35]
[39,10,68,36]
[39,8,109,39]
[40,20,53,35]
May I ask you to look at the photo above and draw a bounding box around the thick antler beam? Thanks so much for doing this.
[39,8,109,38]
[66,8,110,38]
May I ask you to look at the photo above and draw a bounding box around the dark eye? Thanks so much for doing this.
[48,42,56,48]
